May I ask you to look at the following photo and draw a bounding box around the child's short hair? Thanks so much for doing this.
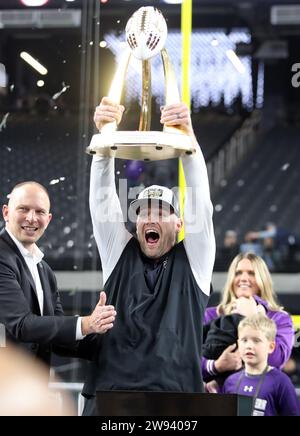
[238,313,276,342]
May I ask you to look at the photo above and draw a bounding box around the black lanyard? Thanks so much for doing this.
[235,366,269,416]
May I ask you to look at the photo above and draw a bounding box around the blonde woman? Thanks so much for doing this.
[203,253,294,381]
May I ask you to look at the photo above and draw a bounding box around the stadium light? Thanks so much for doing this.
[20,0,49,6]
[162,0,183,4]
[20,52,48,76]
[105,29,254,109]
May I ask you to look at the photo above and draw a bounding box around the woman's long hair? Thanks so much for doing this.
[218,252,283,315]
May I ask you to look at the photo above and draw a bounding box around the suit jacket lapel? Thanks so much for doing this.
[38,263,54,316]
[0,229,40,307]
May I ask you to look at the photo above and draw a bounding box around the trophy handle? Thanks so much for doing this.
[161,48,185,136]
[101,48,132,134]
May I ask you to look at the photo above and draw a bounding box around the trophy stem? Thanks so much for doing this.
[161,48,180,106]
[102,48,131,134]
[139,60,152,132]
[161,48,184,136]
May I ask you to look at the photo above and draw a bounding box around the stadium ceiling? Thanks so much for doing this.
[1,1,300,37]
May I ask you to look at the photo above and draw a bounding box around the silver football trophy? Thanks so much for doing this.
[87,6,195,161]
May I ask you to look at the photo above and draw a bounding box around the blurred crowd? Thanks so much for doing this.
[215,222,300,272]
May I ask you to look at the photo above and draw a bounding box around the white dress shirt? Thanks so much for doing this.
[6,228,84,340]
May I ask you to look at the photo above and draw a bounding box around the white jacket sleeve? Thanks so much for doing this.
[89,156,132,286]
[182,139,216,296]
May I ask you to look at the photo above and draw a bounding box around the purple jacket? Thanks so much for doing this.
[202,296,294,381]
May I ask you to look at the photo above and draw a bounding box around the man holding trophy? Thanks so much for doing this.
[83,7,215,415]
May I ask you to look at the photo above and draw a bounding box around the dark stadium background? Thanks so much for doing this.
[0,0,299,412]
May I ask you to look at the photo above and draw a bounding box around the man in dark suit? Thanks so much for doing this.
[0,181,116,367]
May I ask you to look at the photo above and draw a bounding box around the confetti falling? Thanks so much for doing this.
[52,83,70,101]
[0,113,10,132]
[49,177,66,186]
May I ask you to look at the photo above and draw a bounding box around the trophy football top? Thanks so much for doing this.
[125,7,168,61]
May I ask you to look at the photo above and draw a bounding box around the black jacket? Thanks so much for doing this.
[0,229,78,366]
[203,313,244,360]
[82,237,209,397]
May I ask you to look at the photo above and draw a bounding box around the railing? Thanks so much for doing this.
[207,110,261,193]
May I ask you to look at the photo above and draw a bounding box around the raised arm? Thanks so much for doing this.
[90,98,132,285]
[161,104,215,296]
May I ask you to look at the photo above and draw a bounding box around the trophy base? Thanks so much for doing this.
[86,131,196,161]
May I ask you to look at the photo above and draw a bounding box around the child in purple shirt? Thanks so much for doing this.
[222,313,300,416]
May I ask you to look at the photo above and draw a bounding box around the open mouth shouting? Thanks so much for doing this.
[145,228,161,248]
